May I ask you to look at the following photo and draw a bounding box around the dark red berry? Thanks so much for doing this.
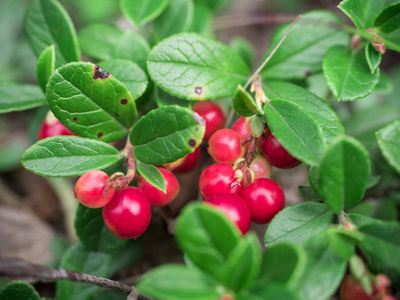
[232,117,251,141]
[38,112,78,140]
[192,101,225,141]
[340,275,374,300]
[208,129,245,164]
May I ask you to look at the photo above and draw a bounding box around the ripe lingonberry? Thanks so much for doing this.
[138,167,180,207]
[73,170,115,208]
[199,163,241,199]
[232,117,251,141]
[340,275,374,300]
[208,129,245,164]
[192,101,225,141]
[259,133,301,169]
[240,178,285,224]
[242,153,271,185]
[165,147,201,173]
[204,193,251,235]
[102,187,151,240]
[38,111,78,140]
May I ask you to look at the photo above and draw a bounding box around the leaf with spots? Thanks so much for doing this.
[0,83,45,113]
[46,62,137,142]
[21,136,119,177]
[130,106,205,164]
[148,33,250,100]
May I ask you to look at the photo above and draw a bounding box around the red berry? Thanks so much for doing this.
[74,170,115,208]
[208,129,245,164]
[232,117,251,141]
[192,101,225,141]
[204,193,251,235]
[38,112,78,140]
[340,275,374,300]
[199,163,241,200]
[102,187,151,240]
[259,133,301,169]
[165,147,201,173]
[240,178,285,224]
[138,167,180,207]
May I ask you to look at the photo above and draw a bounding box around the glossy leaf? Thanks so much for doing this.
[338,0,385,29]
[121,0,168,27]
[36,45,55,93]
[230,37,255,69]
[137,265,220,300]
[238,283,301,300]
[175,203,241,281]
[319,136,370,213]
[0,83,45,113]
[156,88,191,108]
[47,62,136,142]
[298,186,323,201]
[98,59,148,101]
[189,3,213,37]
[0,281,40,300]
[148,33,249,100]
[365,43,381,74]
[75,204,127,253]
[136,161,166,193]
[264,99,326,166]
[22,136,119,177]
[130,106,205,164]
[57,242,111,300]
[233,85,262,117]
[24,0,80,68]
[260,11,349,80]
[323,45,380,101]
[375,2,400,33]
[264,81,344,143]
[265,202,334,246]
[376,120,400,173]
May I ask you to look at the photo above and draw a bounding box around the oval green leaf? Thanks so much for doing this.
[230,37,255,69]
[47,62,136,142]
[0,281,40,300]
[136,161,166,193]
[365,43,381,75]
[0,83,45,113]
[148,33,249,100]
[36,45,55,93]
[121,0,168,27]
[375,2,400,33]
[156,88,191,108]
[264,99,326,166]
[21,136,119,177]
[376,120,400,174]
[338,0,386,29]
[130,106,205,164]
[24,0,80,68]
[319,136,371,213]
[233,84,262,117]
[323,45,380,101]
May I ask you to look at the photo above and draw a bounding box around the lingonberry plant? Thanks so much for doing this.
[0,0,400,299]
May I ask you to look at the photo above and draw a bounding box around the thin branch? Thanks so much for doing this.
[0,257,134,295]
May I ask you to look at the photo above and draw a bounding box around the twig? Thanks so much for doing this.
[0,257,134,295]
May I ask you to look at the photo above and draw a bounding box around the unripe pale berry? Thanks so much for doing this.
[102,187,151,240]
[240,178,285,224]
[74,170,115,208]
[208,129,245,164]
[243,153,271,185]
[138,167,180,207]
[232,117,251,141]
[38,111,78,140]
[192,101,225,141]
[204,193,251,235]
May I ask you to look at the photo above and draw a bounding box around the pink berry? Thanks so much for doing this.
[240,178,285,224]
[232,117,251,141]
[102,187,151,240]
[204,193,251,235]
[208,129,245,164]
[243,153,271,185]
[138,167,180,207]
[165,147,201,173]
[74,170,115,208]
[38,112,78,140]
[192,101,225,141]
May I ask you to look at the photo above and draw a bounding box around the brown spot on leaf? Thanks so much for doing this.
[188,139,196,147]
[195,86,203,95]
[120,99,128,105]
[72,117,77,121]
[114,113,120,117]
[304,69,311,77]
[93,65,110,79]
[97,132,103,138]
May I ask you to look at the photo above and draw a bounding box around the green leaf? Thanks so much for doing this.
[376,120,400,173]
[94,290,126,300]
[230,37,255,69]
[153,0,194,42]
[232,85,262,117]
[298,186,323,201]
[238,283,300,300]
[225,233,262,291]
[318,136,371,213]
[264,81,344,143]
[265,202,334,246]
[121,0,168,27]
[130,106,205,164]
[136,161,166,193]
[137,265,220,300]
[175,203,241,281]
[24,0,80,68]
[75,204,127,253]
[57,242,111,300]
[375,3,400,33]
[0,281,40,300]
[189,3,213,37]
[348,213,377,227]
[156,88,191,108]
[375,72,393,94]
[338,0,386,29]
[0,142,24,172]
[259,243,306,287]
[260,11,349,80]
[78,24,123,61]
[197,0,229,11]
[308,165,321,195]
[109,240,144,276]
[323,45,380,101]
[36,45,55,93]
[148,33,249,100]
[264,99,326,166]
[22,136,119,177]
[98,59,148,101]
[365,43,381,74]
[0,83,45,113]
[293,229,355,300]
[47,61,136,142]
[348,199,398,221]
